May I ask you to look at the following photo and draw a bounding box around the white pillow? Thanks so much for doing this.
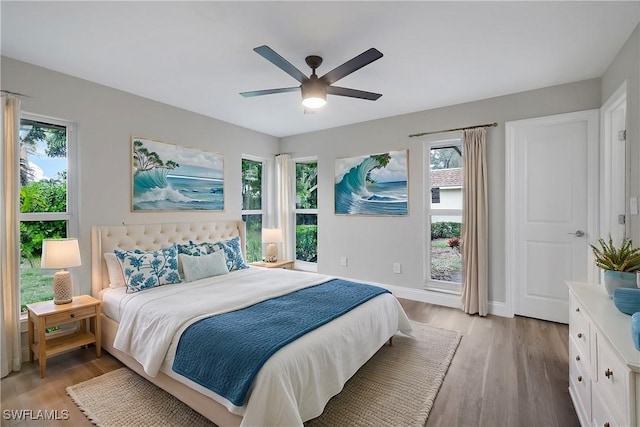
[180,251,229,283]
[104,252,125,288]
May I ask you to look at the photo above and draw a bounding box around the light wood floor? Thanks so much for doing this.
[1,299,578,427]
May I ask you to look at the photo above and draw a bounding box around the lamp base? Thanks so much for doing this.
[265,243,278,263]
[53,270,73,305]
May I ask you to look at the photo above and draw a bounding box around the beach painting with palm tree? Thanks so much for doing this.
[335,149,408,216]
[131,137,224,211]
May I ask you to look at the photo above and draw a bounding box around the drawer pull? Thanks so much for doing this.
[604,369,613,379]
[604,423,610,427]
[575,355,580,361]
[577,375,582,382]
[70,313,75,318]
[577,333,583,339]
[575,307,580,312]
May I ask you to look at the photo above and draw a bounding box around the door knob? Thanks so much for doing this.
[568,230,585,237]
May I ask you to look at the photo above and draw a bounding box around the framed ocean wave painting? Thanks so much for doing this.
[335,149,408,216]
[131,137,224,211]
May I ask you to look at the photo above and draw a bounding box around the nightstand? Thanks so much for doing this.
[27,295,102,378]
[250,260,294,270]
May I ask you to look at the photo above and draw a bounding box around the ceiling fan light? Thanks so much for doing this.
[302,96,327,109]
[301,79,327,109]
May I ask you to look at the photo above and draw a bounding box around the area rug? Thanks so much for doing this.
[67,322,461,427]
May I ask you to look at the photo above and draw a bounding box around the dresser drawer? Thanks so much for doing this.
[593,384,624,427]
[570,296,591,362]
[569,338,592,422]
[595,333,630,425]
[44,305,98,327]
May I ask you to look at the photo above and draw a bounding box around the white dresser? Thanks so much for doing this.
[567,281,640,427]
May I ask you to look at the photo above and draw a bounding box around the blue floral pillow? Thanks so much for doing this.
[176,241,209,278]
[176,241,209,257]
[208,236,248,271]
[114,245,182,293]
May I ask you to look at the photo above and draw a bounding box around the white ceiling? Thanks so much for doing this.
[2,1,639,138]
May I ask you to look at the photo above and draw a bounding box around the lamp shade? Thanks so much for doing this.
[41,238,82,269]
[262,228,283,243]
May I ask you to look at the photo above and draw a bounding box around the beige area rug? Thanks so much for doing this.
[67,322,461,427]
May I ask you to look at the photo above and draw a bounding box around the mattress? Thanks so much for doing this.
[99,267,412,426]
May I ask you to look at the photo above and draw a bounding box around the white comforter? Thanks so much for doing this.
[112,267,412,426]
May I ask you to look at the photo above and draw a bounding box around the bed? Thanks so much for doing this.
[91,220,412,426]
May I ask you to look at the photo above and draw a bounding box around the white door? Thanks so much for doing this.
[506,110,598,324]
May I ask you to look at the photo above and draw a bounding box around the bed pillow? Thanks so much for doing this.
[114,244,182,293]
[176,241,209,256]
[104,252,126,288]
[176,241,209,278]
[208,236,249,271]
[180,251,229,282]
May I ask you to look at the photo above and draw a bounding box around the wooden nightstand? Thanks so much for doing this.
[27,295,102,378]
[250,260,294,270]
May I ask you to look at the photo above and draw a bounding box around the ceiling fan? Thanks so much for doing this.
[240,45,383,109]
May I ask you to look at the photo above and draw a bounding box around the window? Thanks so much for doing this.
[426,140,463,294]
[295,159,318,264]
[241,157,264,262]
[19,115,77,312]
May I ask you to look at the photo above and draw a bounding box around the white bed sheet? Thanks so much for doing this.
[103,267,413,426]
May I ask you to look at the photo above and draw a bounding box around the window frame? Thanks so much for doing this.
[293,156,318,272]
[19,112,78,312]
[241,155,266,263]
[424,138,463,294]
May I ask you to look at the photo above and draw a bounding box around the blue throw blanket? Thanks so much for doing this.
[172,279,389,406]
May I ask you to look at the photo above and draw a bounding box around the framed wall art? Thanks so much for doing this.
[131,137,224,211]
[334,149,408,216]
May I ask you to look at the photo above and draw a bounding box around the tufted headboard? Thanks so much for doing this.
[91,221,246,298]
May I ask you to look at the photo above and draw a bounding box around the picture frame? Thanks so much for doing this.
[334,149,408,216]
[131,137,224,211]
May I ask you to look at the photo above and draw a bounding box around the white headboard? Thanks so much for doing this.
[91,221,246,298]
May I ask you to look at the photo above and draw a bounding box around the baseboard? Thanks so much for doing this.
[382,284,512,318]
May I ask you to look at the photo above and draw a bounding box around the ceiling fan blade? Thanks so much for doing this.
[253,45,309,84]
[326,86,382,100]
[320,48,383,85]
[240,87,300,97]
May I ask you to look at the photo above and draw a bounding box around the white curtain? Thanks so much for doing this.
[276,154,294,260]
[1,95,22,377]
[461,127,489,316]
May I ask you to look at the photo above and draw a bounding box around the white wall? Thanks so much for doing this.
[1,57,279,294]
[601,24,640,244]
[280,79,602,306]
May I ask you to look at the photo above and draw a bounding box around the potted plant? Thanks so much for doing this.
[591,237,640,297]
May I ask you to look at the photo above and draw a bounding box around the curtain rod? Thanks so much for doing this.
[408,122,498,138]
[1,89,31,98]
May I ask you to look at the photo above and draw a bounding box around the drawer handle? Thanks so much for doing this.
[575,355,580,362]
[575,307,580,312]
[577,333,583,339]
[70,313,75,318]
[604,423,610,427]
[605,369,613,379]
[577,375,583,382]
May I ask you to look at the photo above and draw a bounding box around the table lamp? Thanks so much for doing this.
[41,238,81,304]
[262,228,283,262]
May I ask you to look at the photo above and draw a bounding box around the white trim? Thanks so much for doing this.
[505,109,599,319]
[600,81,628,245]
[336,278,511,318]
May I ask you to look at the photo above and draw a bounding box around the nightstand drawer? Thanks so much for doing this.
[44,305,97,327]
